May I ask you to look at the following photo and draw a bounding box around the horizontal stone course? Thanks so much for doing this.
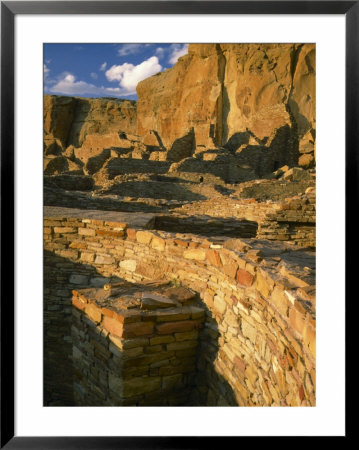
[46,209,315,407]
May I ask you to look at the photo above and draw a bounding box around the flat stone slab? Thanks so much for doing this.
[73,281,203,321]
[44,206,155,229]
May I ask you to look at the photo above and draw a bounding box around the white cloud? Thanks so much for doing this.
[169,44,189,65]
[49,73,130,97]
[105,56,162,94]
[155,47,165,58]
[44,64,50,78]
[90,72,98,80]
[100,62,107,71]
[117,44,144,56]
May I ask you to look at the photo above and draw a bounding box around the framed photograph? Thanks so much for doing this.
[1,1,353,447]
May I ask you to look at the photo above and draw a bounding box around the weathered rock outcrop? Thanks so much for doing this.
[44,95,137,172]
[43,44,315,181]
[137,44,315,173]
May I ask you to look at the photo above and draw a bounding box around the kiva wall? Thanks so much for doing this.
[44,208,315,406]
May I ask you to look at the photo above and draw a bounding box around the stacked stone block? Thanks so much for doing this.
[44,207,315,406]
[72,288,205,406]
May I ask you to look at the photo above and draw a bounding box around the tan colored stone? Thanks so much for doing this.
[79,227,96,236]
[136,231,153,245]
[85,304,102,323]
[271,286,289,317]
[151,236,165,252]
[213,295,227,315]
[241,320,257,344]
[102,316,123,338]
[183,248,206,261]
[206,249,222,267]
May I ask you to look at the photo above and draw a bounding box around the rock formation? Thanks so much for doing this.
[44,95,137,175]
[137,43,315,171]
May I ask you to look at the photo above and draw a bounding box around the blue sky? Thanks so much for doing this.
[44,43,189,100]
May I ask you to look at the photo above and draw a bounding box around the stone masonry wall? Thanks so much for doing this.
[72,288,205,406]
[44,208,315,406]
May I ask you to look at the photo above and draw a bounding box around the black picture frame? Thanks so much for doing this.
[1,1,354,447]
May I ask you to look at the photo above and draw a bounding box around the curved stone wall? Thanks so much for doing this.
[44,208,315,406]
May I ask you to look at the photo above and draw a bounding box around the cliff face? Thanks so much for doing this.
[44,95,137,148]
[44,43,315,179]
[137,43,315,167]
[44,95,138,175]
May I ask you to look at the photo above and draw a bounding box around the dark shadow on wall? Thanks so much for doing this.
[44,250,240,406]
[189,301,240,406]
[44,186,183,213]
[66,98,92,148]
[153,215,258,238]
[101,180,207,202]
[44,249,125,406]
[230,124,299,178]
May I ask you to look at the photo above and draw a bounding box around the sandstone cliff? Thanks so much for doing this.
[136,43,315,169]
[44,95,137,174]
[44,43,315,179]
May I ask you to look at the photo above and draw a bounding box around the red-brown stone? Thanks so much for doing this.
[102,316,124,338]
[233,356,246,373]
[126,228,137,240]
[157,320,195,335]
[123,321,155,338]
[236,269,254,287]
[206,249,222,267]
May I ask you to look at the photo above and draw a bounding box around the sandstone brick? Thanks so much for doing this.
[151,236,165,251]
[241,320,257,344]
[96,229,125,238]
[183,248,206,261]
[155,311,191,322]
[223,261,238,279]
[157,320,196,335]
[79,227,96,236]
[236,269,254,287]
[150,335,175,345]
[119,259,137,272]
[123,321,155,338]
[303,323,316,358]
[85,304,102,323]
[233,356,246,374]
[102,316,123,338]
[54,226,77,234]
[213,295,227,315]
[58,249,79,259]
[120,337,149,349]
[136,231,153,244]
[174,239,188,248]
[206,249,222,267]
[72,296,87,311]
[224,308,238,328]
[289,307,306,335]
[175,330,199,342]
[271,286,289,317]
[94,255,115,265]
[126,228,137,240]
[80,252,95,263]
[255,270,274,299]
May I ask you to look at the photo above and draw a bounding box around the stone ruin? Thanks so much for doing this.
[44,43,316,407]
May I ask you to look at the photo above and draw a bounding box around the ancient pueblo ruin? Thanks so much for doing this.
[44,44,316,406]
